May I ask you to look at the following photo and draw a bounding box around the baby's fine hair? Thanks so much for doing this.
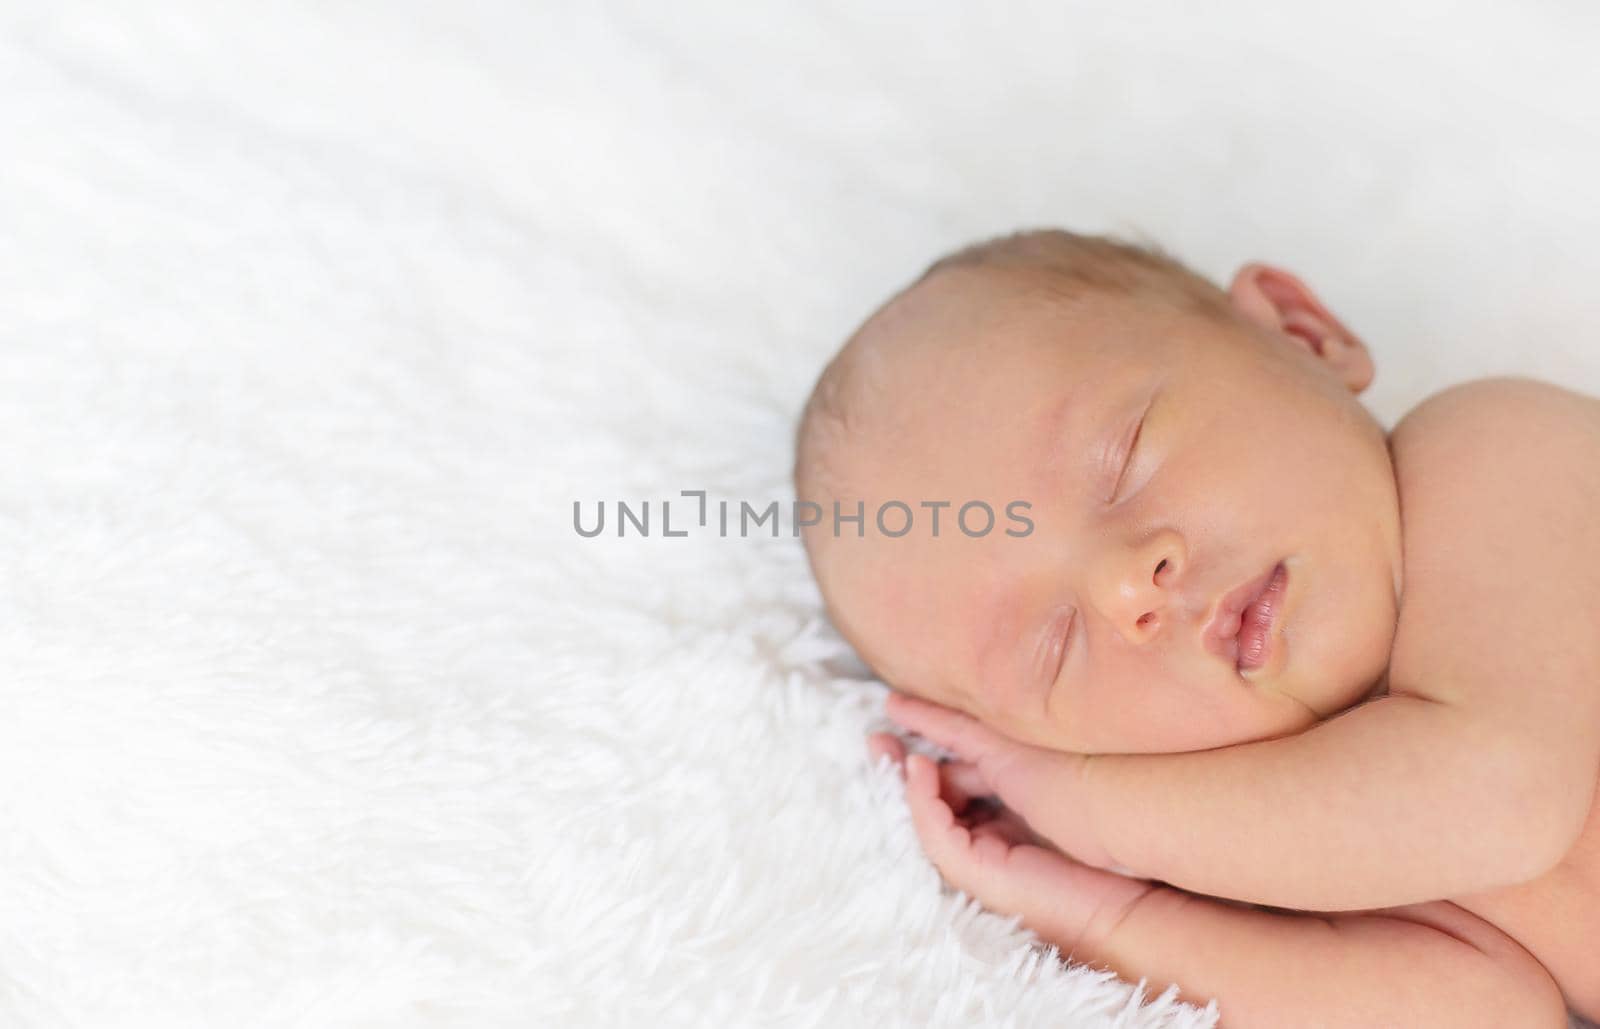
[920,228,1229,317]
[792,228,1227,524]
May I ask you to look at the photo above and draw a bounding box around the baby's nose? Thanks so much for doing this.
[1092,532,1184,645]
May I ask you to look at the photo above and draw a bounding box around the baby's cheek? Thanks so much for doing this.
[1064,672,1257,754]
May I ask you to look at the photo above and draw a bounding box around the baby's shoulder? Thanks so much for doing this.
[1388,375,1600,531]
[1384,375,1600,706]
[1390,374,1600,454]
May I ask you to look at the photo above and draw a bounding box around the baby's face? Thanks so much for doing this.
[813,272,1403,753]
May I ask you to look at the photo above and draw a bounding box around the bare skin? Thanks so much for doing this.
[807,264,1600,1026]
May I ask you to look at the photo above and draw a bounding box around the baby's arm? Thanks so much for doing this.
[1080,880,1565,1028]
[888,686,1591,911]
[1062,692,1590,908]
[877,732,1567,1028]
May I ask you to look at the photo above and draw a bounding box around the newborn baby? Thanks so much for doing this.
[792,230,1600,1026]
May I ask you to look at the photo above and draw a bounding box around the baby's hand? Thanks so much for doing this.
[867,730,1154,958]
[882,691,1118,872]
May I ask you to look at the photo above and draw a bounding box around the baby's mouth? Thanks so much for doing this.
[1235,562,1288,672]
[1203,561,1289,671]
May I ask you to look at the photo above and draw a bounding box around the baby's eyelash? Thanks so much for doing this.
[1107,412,1148,503]
[1048,608,1075,681]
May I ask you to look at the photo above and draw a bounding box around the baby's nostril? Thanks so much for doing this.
[1137,612,1157,629]
[1154,559,1168,576]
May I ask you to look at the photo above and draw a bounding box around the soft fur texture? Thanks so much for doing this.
[2,2,1598,1026]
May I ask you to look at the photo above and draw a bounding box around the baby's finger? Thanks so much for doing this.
[968,806,1050,849]
[866,732,906,773]
[937,759,995,814]
[875,733,991,815]
[904,754,1014,902]
[908,752,1017,890]
[885,692,1004,760]
[904,753,970,866]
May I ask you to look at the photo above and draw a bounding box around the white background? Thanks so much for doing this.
[2,2,1597,1026]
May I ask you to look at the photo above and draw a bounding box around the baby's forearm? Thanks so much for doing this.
[1072,886,1563,1028]
[1036,695,1581,910]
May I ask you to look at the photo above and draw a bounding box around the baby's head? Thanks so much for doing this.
[795,229,1403,754]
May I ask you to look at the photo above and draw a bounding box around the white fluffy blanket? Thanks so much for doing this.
[3,2,1598,1026]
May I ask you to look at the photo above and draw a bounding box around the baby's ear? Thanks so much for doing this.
[1227,262,1374,394]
